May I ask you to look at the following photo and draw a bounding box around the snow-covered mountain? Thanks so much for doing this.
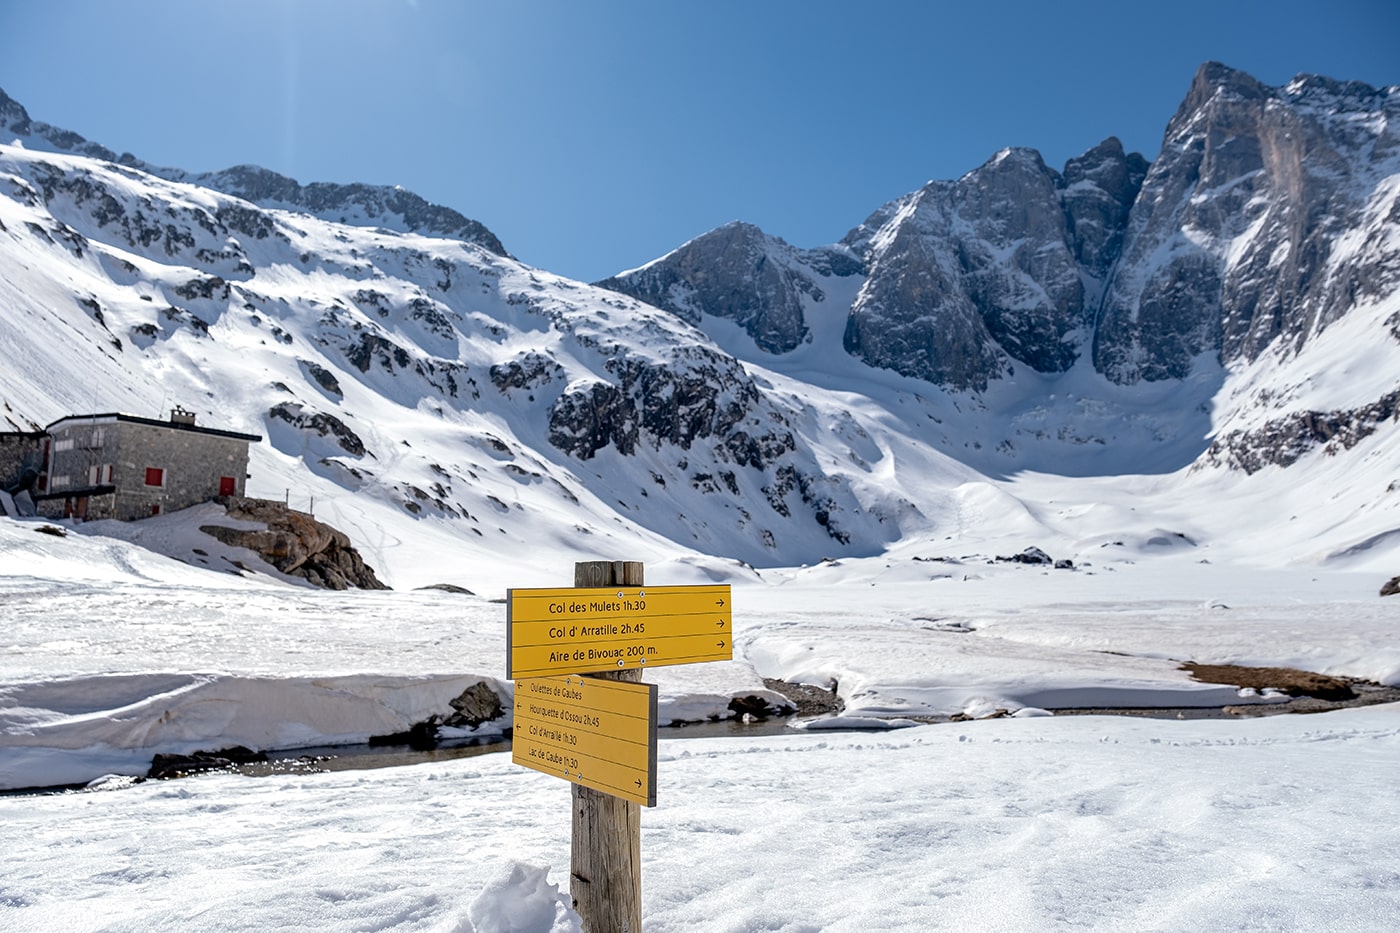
[2,62,1398,592]
[0,88,505,256]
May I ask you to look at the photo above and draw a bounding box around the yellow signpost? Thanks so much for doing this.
[506,584,732,680]
[511,674,658,807]
[503,564,734,932]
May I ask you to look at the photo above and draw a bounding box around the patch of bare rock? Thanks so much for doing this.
[1182,661,1400,714]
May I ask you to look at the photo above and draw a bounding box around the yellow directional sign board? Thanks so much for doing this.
[506,584,732,680]
[512,674,658,806]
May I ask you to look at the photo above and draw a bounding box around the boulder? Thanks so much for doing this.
[201,496,388,590]
[444,681,504,729]
[998,546,1053,565]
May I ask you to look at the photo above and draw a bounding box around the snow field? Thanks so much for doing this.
[2,707,1398,932]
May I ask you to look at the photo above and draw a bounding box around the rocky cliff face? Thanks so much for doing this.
[1199,388,1400,474]
[1061,138,1150,284]
[1094,63,1400,383]
[603,141,1149,392]
[841,145,1136,389]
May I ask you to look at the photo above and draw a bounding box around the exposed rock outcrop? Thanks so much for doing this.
[1200,389,1400,473]
[268,402,366,456]
[200,496,388,590]
[546,344,795,467]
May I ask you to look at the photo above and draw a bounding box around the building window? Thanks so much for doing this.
[145,467,165,487]
[103,464,114,484]
[219,476,236,496]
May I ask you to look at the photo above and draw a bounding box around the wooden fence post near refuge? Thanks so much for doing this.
[570,559,644,933]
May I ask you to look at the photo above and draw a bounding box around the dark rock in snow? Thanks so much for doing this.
[148,745,266,780]
[998,546,1054,565]
[444,682,504,729]
[727,693,793,720]
[269,402,365,457]
[301,360,343,398]
[416,583,476,595]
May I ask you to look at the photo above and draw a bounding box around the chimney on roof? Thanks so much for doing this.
[170,406,196,426]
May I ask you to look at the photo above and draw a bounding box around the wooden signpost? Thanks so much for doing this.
[504,560,733,933]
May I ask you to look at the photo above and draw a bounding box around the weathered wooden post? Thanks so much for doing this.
[570,559,644,933]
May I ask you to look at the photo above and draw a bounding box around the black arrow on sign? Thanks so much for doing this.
[634,779,642,788]
[715,598,726,607]
[717,640,726,648]
[716,619,726,628]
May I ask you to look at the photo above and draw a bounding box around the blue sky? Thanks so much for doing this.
[3,0,1397,282]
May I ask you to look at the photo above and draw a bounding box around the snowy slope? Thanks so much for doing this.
[0,144,927,585]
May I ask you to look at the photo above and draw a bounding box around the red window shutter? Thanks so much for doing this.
[145,467,164,486]
[219,476,236,496]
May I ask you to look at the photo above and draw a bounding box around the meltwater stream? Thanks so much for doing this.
[240,717,798,779]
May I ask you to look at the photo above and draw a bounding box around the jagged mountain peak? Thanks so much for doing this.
[1062,137,1148,184]
[0,86,129,165]
[1185,61,1269,104]
[193,163,508,256]
[597,61,1398,507]
[1283,70,1395,104]
[0,87,28,126]
[976,146,1051,176]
